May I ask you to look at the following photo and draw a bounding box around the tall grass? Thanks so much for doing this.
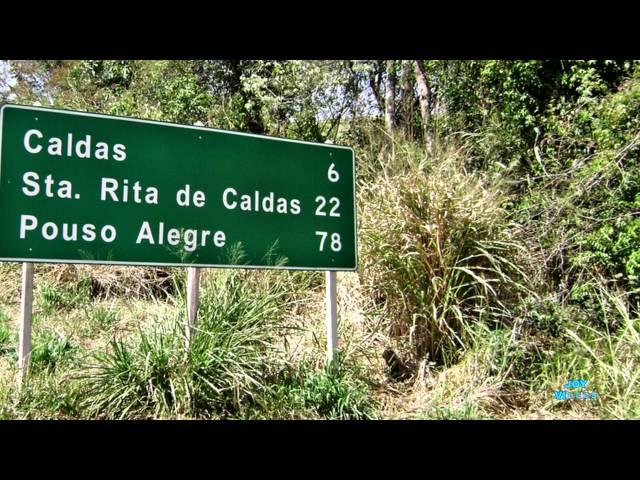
[359,141,529,366]
[0,311,10,355]
[187,268,288,415]
[78,267,289,419]
[79,319,188,418]
[532,279,640,418]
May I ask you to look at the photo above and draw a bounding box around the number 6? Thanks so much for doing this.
[328,163,339,182]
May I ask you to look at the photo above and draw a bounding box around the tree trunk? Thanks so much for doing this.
[368,61,385,114]
[345,60,360,118]
[384,60,396,133]
[415,60,433,153]
[399,60,415,138]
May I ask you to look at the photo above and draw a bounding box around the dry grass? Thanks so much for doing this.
[0,262,177,307]
[358,141,525,366]
[273,269,385,384]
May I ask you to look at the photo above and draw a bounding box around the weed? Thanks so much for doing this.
[260,361,376,420]
[30,331,76,373]
[37,279,91,316]
[90,306,119,331]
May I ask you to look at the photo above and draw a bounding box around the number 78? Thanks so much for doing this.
[315,231,342,252]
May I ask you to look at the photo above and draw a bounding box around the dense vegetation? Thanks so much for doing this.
[1,59,638,419]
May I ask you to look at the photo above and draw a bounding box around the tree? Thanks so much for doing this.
[367,60,386,116]
[384,60,397,133]
[415,60,433,153]
[398,60,418,139]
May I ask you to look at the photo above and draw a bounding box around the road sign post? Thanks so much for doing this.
[186,266,200,346]
[17,262,33,388]
[326,270,337,364]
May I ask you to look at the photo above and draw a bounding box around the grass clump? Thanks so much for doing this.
[78,268,289,419]
[359,142,528,366]
[30,331,76,373]
[79,320,188,419]
[0,310,11,356]
[36,278,92,315]
[261,361,376,420]
[89,306,119,331]
[296,364,375,419]
[12,372,84,419]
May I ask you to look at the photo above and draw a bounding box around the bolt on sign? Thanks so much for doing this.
[0,104,357,270]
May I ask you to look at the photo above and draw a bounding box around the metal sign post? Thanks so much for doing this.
[185,121,205,349]
[326,270,338,364]
[186,266,200,347]
[17,262,34,388]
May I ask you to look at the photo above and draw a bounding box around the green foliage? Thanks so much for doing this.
[521,76,640,312]
[76,60,134,89]
[436,60,547,170]
[437,60,635,174]
[0,315,11,355]
[79,268,288,419]
[89,306,118,331]
[30,331,75,373]
[141,61,212,123]
[36,277,92,315]
[577,218,640,289]
[260,361,375,420]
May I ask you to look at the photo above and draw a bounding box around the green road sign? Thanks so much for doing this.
[0,104,357,270]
